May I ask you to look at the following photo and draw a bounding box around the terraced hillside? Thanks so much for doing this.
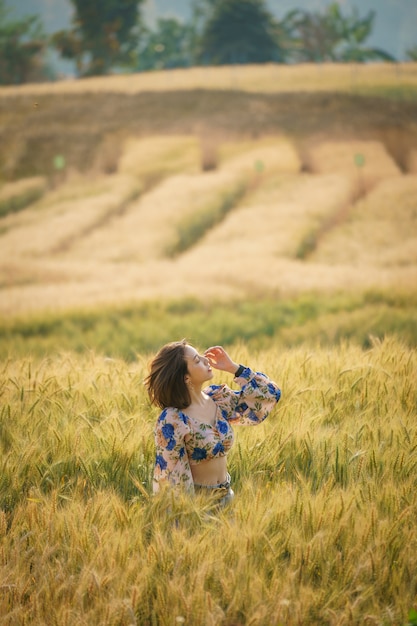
[0,63,417,317]
[1,135,416,317]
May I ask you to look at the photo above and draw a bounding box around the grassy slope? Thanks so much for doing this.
[1,291,416,361]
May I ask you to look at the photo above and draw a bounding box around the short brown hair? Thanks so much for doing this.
[145,340,191,409]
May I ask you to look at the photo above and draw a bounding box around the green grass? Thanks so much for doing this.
[355,84,417,102]
[0,178,47,218]
[1,290,416,360]
[165,180,247,257]
[1,337,416,624]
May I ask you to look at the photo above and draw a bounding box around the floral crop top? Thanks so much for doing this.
[153,367,281,493]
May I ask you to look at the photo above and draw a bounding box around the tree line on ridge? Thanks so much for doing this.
[1,0,416,84]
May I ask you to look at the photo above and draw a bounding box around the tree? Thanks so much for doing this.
[136,18,193,71]
[0,0,46,85]
[269,9,304,64]
[287,7,339,62]
[52,0,145,76]
[198,0,280,65]
[329,4,395,62]
[287,3,395,63]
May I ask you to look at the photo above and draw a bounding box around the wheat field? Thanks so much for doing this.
[1,63,417,625]
[1,338,416,625]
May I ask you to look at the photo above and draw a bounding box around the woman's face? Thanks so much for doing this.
[184,345,213,386]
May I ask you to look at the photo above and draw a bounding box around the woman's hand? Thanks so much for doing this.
[204,346,239,375]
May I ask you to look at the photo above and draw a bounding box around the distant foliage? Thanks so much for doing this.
[0,0,46,85]
[198,0,280,65]
[52,0,145,76]
[0,0,399,84]
[284,3,396,63]
[131,1,395,70]
[136,18,194,71]
[48,0,396,76]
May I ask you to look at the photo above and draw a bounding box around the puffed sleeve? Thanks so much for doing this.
[153,407,193,493]
[205,367,281,426]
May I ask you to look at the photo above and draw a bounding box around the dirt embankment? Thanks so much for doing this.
[1,90,416,180]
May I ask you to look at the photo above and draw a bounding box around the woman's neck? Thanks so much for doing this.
[188,387,207,406]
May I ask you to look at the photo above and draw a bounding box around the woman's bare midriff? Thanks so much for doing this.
[190,456,228,486]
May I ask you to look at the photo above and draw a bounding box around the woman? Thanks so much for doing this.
[145,340,281,505]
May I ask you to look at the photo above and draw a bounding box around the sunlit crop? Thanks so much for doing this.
[1,338,416,625]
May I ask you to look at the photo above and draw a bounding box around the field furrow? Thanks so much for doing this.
[312,174,417,267]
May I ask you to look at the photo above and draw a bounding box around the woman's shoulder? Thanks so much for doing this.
[155,406,190,428]
[204,383,228,398]
[204,384,239,409]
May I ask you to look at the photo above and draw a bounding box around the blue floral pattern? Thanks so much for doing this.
[153,367,281,492]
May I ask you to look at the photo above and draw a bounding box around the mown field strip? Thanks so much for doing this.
[312,174,417,267]
[0,175,139,258]
[1,62,416,96]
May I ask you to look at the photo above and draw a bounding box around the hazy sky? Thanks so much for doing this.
[5,0,417,60]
